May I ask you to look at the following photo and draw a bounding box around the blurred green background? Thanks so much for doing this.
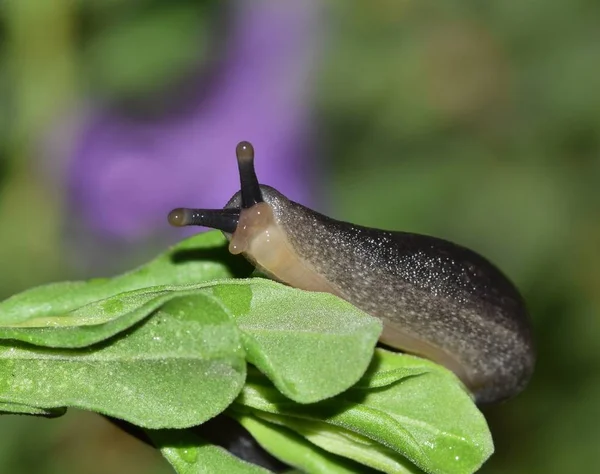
[1,0,599,473]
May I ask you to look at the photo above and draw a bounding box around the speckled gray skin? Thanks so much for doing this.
[226,186,535,404]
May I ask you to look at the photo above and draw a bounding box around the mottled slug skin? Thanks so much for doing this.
[227,186,535,404]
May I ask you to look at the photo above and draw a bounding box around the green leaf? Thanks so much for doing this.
[0,294,246,429]
[232,413,370,474]
[0,288,194,347]
[0,230,241,326]
[0,231,252,347]
[215,280,382,403]
[251,412,423,474]
[147,429,271,474]
[0,283,252,349]
[235,349,493,474]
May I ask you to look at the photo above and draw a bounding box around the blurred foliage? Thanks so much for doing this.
[0,0,598,473]
[78,0,222,103]
[318,2,600,474]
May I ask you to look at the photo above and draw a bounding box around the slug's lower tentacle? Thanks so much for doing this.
[168,208,240,233]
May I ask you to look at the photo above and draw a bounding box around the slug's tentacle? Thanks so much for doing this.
[168,208,240,233]
[236,141,263,208]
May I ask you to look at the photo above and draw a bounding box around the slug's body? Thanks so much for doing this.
[169,142,535,404]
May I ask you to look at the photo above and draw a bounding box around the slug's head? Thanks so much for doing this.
[168,141,280,256]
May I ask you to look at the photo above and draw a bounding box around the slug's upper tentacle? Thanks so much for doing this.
[236,141,263,208]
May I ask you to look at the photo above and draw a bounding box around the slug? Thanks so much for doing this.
[168,141,535,404]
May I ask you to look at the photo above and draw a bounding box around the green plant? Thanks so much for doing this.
[0,231,492,473]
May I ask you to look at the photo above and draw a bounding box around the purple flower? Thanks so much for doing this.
[65,0,321,252]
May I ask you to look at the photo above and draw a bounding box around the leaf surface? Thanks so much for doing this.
[215,280,382,403]
[0,294,246,429]
[236,349,493,474]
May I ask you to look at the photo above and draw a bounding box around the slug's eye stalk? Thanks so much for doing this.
[167,207,240,233]
[236,141,263,208]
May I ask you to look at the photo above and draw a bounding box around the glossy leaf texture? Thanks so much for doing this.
[234,349,493,474]
[0,294,246,429]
